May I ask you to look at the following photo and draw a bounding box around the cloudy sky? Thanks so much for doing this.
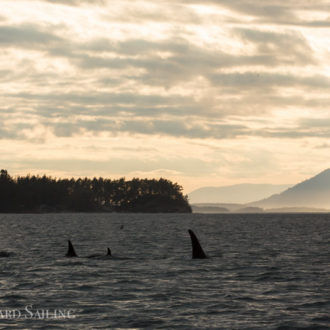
[1,0,330,192]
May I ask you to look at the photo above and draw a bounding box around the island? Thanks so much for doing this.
[0,169,192,213]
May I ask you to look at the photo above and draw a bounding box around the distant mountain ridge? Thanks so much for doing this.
[250,169,330,209]
[188,183,292,204]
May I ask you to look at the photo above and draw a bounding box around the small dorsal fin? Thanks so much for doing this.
[66,240,77,257]
[188,229,207,259]
[107,248,112,256]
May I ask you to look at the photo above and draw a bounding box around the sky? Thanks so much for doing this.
[1,0,330,193]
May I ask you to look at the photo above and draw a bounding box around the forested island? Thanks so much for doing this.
[0,169,191,213]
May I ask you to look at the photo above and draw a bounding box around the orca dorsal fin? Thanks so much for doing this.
[107,248,112,256]
[188,229,207,259]
[66,240,77,257]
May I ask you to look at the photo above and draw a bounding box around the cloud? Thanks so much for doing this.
[0,121,37,140]
[29,0,330,29]
[299,118,330,129]
[234,28,315,65]
[43,117,249,140]
[13,155,218,177]
[209,72,330,90]
[315,143,330,149]
[0,127,22,140]
[38,0,105,6]
[0,24,63,48]
[76,36,303,73]
[44,115,330,141]
[166,0,330,26]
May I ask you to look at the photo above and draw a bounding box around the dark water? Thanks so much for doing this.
[0,213,329,329]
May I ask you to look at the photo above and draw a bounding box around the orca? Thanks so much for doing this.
[65,240,112,259]
[66,240,78,257]
[188,229,207,259]
[87,248,112,259]
[0,251,13,258]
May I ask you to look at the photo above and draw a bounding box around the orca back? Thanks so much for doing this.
[188,229,207,259]
[66,240,77,257]
[107,248,112,256]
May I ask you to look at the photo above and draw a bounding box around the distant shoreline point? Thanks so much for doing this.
[0,170,192,214]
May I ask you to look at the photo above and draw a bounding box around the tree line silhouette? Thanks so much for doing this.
[0,169,192,213]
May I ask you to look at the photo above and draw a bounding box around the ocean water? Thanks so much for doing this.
[0,213,329,329]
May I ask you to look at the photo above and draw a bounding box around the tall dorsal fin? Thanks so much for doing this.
[188,229,207,259]
[107,248,112,256]
[66,240,77,257]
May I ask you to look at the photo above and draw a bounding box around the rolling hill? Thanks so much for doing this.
[188,183,291,204]
[249,169,330,209]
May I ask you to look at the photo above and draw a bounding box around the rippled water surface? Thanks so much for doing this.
[0,213,329,329]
